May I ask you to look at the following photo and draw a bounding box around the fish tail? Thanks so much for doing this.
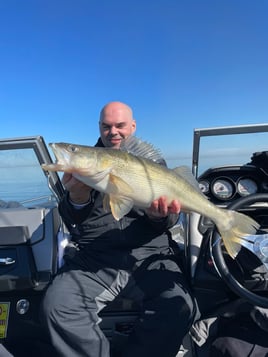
[217,210,260,259]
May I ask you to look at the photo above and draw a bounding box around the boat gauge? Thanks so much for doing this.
[237,178,258,196]
[199,180,209,194]
[211,179,234,200]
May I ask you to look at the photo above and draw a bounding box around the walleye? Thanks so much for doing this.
[42,137,259,258]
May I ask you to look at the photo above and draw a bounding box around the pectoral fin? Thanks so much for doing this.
[108,174,134,195]
[103,174,135,220]
[105,194,134,220]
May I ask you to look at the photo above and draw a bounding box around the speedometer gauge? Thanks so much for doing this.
[237,178,258,196]
[211,179,234,200]
[199,180,209,194]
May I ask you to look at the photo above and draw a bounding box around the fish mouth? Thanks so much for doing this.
[49,143,69,165]
[40,144,65,172]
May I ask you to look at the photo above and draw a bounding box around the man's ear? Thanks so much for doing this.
[132,119,137,133]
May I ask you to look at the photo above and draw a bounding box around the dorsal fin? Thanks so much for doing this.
[120,136,163,162]
[173,166,201,191]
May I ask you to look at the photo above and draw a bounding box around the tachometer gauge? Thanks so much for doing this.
[199,180,209,194]
[211,178,234,200]
[237,178,258,196]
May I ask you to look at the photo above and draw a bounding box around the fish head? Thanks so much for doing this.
[42,142,98,175]
[42,142,116,191]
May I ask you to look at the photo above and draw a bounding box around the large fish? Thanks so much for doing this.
[42,137,259,258]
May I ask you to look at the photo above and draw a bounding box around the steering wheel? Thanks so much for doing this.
[211,193,268,308]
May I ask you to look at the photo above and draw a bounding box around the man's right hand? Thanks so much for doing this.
[62,173,92,204]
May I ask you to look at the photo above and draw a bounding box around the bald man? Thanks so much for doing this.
[40,102,197,357]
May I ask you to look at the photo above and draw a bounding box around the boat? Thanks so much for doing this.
[0,124,268,356]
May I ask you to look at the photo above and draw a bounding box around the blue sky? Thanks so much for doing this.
[1,0,268,168]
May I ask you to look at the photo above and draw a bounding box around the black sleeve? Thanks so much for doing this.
[58,192,95,228]
[145,212,180,231]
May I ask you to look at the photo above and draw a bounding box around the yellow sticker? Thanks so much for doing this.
[0,303,10,339]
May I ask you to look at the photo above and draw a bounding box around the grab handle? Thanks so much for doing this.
[0,257,15,265]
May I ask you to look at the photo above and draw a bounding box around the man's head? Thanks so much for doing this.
[99,101,136,148]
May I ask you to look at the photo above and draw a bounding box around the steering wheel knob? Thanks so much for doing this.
[238,234,268,268]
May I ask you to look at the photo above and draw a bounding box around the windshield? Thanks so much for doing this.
[193,124,268,178]
[0,148,53,206]
[0,136,63,208]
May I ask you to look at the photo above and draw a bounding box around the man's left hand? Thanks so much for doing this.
[146,196,181,218]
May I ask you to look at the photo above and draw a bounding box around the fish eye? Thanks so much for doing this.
[68,145,79,153]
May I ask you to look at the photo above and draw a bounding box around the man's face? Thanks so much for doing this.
[99,107,136,149]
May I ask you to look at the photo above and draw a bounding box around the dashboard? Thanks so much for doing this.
[197,152,268,205]
[191,127,268,312]
[192,150,268,311]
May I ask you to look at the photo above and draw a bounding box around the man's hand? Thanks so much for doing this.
[62,173,92,204]
[146,196,181,218]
